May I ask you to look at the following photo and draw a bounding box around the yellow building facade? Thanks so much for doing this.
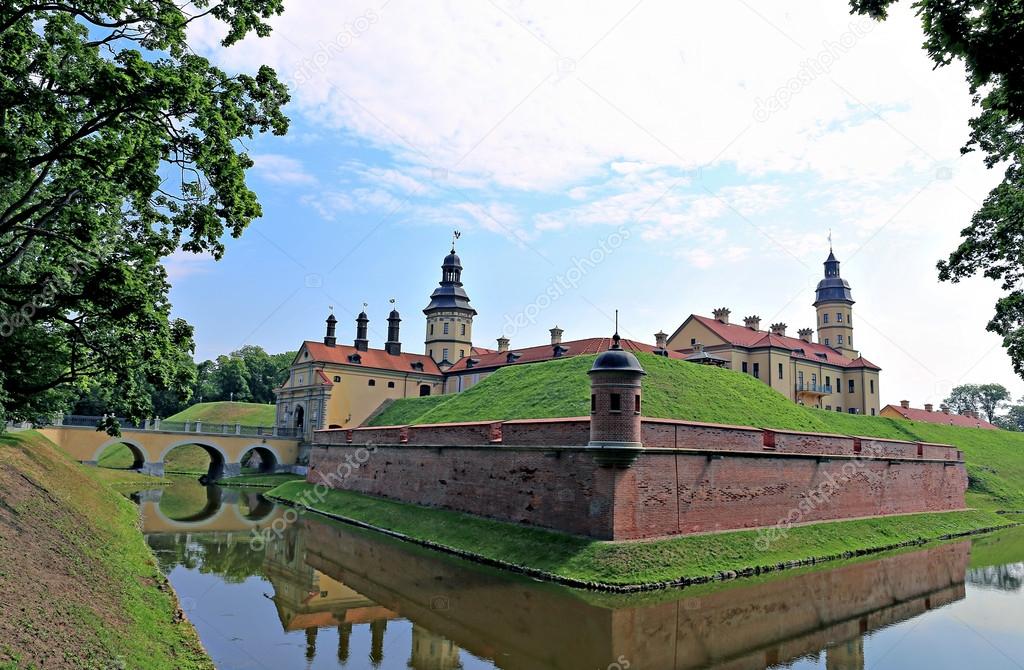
[666,250,881,416]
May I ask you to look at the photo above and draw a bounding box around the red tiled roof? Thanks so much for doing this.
[686,315,881,370]
[299,341,443,375]
[882,404,999,429]
[447,337,687,373]
[471,346,497,355]
[315,369,334,386]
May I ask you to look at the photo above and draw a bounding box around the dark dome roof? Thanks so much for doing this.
[443,251,461,267]
[589,337,646,375]
[356,311,368,321]
[389,308,401,319]
[326,313,337,323]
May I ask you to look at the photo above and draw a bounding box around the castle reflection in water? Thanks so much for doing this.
[140,484,990,670]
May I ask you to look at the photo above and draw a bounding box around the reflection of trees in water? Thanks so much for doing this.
[967,563,1024,592]
[146,532,266,583]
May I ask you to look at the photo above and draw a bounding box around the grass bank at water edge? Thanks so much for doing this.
[0,431,212,669]
[266,481,1014,591]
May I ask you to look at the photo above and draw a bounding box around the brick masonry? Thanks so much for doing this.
[308,417,968,540]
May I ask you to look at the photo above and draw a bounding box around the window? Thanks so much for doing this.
[368,379,376,386]
[459,349,465,359]
[461,323,466,336]
[741,362,748,373]
[826,405,832,411]
[848,313,852,324]
[823,313,829,324]
[798,371,804,385]
[824,338,830,346]
[778,363,784,380]
[690,337,696,346]
[825,375,831,388]
[609,393,621,412]
[752,363,760,379]
[849,335,852,346]
[387,381,395,388]
[836,406,842,412]
[871,408,876,416]
[443,322,449,335]
[811,373,817,386]
[836,312,843,323]
[837,335,844,344]
[591,394,596,414]
[848,408,857,414]
[430,323,434,335]
[419,384,431,397]
[870,379,875,393]
[635,394,641,414]
[333,375,341,382]
[429,348,433,358]
[442,348,449,361]
[848,379,855,393]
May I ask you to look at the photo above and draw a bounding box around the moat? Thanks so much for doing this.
[139,479,1024,670]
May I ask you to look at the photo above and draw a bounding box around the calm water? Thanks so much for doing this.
[138,479,1024,670]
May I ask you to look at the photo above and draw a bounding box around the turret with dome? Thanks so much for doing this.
[814,245,857,358]
[423,231,476,368]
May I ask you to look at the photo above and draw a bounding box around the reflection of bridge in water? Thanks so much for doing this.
[138,487,285,534]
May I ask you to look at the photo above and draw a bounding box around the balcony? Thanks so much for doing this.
[795,382,832,396]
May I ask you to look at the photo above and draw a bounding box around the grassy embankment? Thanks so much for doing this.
[264,353,1024,588]
[0,431,211,669]
[98,401,276,473]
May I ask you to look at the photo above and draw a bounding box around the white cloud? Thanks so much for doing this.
[251,153,317,185]
[163,250,214,280]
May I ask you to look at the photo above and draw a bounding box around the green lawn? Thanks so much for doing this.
[267,481,1011,588]
[370,353,1024,510]
[0,431,211,668]
[165,401,275,426]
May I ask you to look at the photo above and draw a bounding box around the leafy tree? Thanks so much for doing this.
[944,384,981,415]
[233,345,278,403]
[996,399,1024,432]
[212,355,250,401]
[849,1,1024,378]
[0,1,289,424]
[977,382,1011,423]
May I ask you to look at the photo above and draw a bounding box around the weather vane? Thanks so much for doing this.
[452,229,461,251]
[828,228,833,250]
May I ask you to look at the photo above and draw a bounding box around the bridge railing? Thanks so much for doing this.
[55,415,298,439]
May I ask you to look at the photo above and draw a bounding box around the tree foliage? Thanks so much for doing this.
[943,382,1011,422]
[850,1,1024,378]
[0,1,289,423]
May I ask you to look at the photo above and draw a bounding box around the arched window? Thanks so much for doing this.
[368,379,376,386]
[419,384,431,397]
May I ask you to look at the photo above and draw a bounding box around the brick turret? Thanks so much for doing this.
[588,331,646,458]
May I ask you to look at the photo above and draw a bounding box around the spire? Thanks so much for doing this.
[611,309,622,350]
[385,298,402,355]
[814,246,854,305]
[424,236,476,315]
[324,307,337,347]
[354,304,369,351]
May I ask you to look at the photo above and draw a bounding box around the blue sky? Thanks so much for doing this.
[171,0,1024,407]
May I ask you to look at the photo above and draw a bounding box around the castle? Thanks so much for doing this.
[275,240,881,440]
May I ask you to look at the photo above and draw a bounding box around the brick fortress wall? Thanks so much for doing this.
[307,417,968,541]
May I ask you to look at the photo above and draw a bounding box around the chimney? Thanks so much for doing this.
[324,313,337,347]
[354,311,369,352]
[924,403,933,412]
[743,315,761,330]
[797,327,813,343]
[550,325,563,345]
[900,400,910,409]
[496,336,510,353]
[770,322,787,337]
[941,404,950,415]
[712,307,731,325]
[384,308,401,355]
[654,331,668,350]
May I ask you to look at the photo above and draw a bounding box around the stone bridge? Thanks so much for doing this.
[40,419,303,479]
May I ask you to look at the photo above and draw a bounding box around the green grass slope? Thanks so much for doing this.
[0,431,211,669]
[165,401,275,426]
[370,353,1024,509]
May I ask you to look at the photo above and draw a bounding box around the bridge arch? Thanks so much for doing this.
[92,438,146,470]
[239,444,281,474]
[159,440,231,480]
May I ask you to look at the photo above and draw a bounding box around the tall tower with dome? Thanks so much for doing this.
[423,233,476,368]
[814,246,857,358]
